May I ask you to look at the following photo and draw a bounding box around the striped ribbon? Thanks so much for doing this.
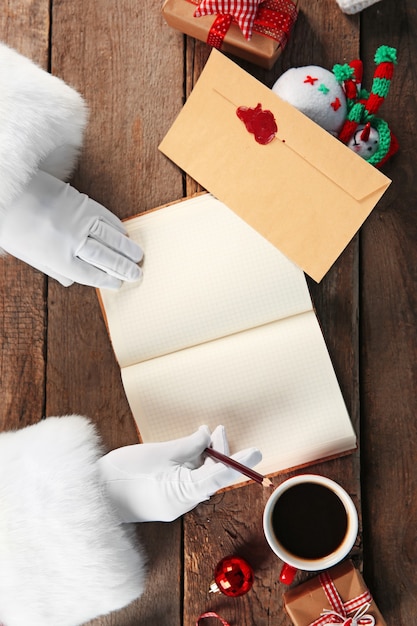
[308,570,375,626]
[196,611,230,625]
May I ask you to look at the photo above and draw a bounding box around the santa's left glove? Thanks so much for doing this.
[98,425,262,522]
[0,169,143,289]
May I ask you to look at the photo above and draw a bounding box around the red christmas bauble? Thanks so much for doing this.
[210,555,254,597]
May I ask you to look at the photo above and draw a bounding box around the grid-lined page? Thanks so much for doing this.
[121,311,356,484]
[99,194,313,369]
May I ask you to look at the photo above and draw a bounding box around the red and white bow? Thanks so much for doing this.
[319,602,376,626]
[309,570,376,626]
[194,0,263,38]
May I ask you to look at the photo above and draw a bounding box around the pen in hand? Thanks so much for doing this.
[205,447,273,488]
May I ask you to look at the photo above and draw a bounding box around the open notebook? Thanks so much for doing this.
[98,194,356,486]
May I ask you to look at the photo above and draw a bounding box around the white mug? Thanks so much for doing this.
[263,474,358,584]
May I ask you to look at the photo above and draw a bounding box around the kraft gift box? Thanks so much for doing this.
[162,0,299,69]
[284,560,387,626]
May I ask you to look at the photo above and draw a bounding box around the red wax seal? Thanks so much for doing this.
[236,103,277,144]
[210,555,254,597]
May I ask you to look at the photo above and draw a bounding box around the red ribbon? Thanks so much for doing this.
[196,612,230,625]
[190,0,298,50]
[206,13,234,47]
[308,571,376,626]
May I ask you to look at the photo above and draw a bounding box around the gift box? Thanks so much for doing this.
[284,560,386,626]
[162,0,299,69]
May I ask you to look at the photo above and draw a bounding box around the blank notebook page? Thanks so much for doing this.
[99,194,313,369]
[121,311,356,483]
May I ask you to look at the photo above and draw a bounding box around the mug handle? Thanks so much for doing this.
[279,563,298,584]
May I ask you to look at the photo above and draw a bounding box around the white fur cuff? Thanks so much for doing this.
[0,416,146,626]
[335,0,382,13]
[0,42,88,219]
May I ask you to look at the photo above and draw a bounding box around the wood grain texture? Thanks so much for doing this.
[0,1,50,432]
[0,0,50,64]
[1,0,416,624]
[360,1,417,623]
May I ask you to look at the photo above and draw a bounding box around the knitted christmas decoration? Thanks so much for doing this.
[336,45,398,167]
[343,59,363,100]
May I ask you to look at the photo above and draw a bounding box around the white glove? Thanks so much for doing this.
[0,169,143,289]
[98,425,262,523]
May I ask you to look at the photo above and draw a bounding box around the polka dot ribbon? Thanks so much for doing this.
[196,612,231,625]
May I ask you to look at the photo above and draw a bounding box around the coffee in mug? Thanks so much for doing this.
[263,474,358,584]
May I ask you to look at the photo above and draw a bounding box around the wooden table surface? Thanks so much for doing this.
[1,1,416,624]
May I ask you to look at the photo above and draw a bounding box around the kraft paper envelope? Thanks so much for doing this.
[159,49,391,281]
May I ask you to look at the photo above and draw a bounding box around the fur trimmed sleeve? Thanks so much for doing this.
[0,416,147,626]
[0,42,88,219]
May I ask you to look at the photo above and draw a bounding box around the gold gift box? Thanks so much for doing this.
[284,560,387,626]
[162,0,299,69]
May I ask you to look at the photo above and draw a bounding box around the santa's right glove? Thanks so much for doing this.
[0,169,143,289]
[0,41,142,288]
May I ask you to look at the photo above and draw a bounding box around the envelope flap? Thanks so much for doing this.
[203,51,389,202]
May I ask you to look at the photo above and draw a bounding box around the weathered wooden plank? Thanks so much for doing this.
[183,1,361,624]
[4,0,416,624]
[0,0,50,65]
[48,1,185,624]
[0,2,50,432]
[360,2,417,624]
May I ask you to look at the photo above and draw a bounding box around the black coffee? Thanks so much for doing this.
[271,482,348,560]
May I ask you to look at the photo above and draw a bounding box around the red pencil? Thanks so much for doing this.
[205,447,273,488]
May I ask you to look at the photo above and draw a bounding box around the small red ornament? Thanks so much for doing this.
[209,555,254,597]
